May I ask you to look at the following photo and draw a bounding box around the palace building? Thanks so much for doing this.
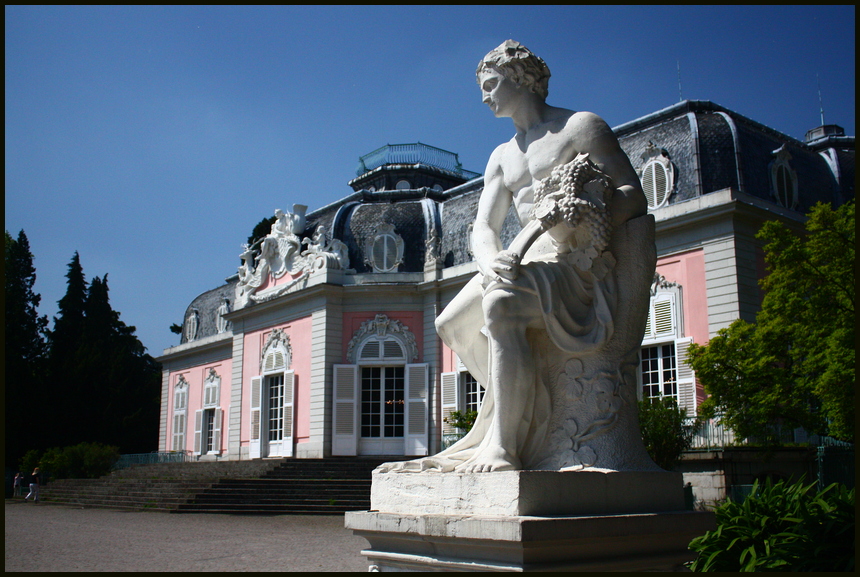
[156,100,854,462]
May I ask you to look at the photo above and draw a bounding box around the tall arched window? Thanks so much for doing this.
[249,329,295,459]
[333,314,427,457]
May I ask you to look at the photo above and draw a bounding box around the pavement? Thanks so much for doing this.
[5,498,370,572]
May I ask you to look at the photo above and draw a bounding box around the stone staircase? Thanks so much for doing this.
[39,457,402,514]
[173,457,398,515]
[39,460,284,512]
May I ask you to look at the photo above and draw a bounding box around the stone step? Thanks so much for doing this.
[173,503,368,514]
[38,457,407,514]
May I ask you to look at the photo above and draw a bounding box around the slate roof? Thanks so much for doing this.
[615,100,855,211]
[179,280,237,345]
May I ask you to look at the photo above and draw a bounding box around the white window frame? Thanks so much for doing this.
[639,277,696,416]
[202,368,220,409]
[194,406,222,456]
[441,359,485,449]
[172,375,188,452]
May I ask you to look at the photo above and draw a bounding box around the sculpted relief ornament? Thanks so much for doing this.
[378,40,659,474]
[235,204,354,308]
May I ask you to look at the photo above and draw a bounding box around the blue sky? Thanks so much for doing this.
[5,5,855,356]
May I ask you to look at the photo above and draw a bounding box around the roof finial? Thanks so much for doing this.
[817,73,825,126]
[677,60,683,102]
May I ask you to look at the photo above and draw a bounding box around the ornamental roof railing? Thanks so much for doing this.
[356,142,481,180]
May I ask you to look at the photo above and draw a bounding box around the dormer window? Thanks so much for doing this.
[770,145,798,209]
[639,142,675,210]
[395,179,411,190]
[364,223,404,273]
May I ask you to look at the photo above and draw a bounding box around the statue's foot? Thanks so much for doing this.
[455,445,520,473]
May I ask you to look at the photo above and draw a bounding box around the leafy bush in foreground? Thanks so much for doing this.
[688,478,854,571]
[20,442,120,480]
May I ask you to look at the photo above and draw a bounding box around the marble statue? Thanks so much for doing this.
[215,297,231,334]
[235,204,315,307]
[378,40,659,474]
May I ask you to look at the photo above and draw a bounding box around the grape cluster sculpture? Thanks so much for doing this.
[531,152,614,256]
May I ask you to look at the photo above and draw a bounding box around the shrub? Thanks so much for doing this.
[18,449,42,475]
[638,396,699,470]
[444,410,478,433]
[688,478,855,571]
[22,442,121,480]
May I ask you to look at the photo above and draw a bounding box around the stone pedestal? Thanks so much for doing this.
[345,470,716,571]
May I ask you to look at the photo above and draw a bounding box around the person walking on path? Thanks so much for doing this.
[24,468,42,503]
[13,472,24,497]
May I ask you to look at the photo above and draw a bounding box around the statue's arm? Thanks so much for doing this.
[473,146,513,282]
[570,113,648,228]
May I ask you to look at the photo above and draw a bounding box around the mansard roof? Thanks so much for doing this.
[179,280,237,345]
[614,100,854,211]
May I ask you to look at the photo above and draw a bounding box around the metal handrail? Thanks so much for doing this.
[112,451,191,471]
[356,143,481,179]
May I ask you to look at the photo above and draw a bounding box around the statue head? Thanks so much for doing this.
[477,40,550,100]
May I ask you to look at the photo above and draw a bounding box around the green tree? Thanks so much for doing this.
[690,201,854,443]
[247,215,276,249]
[77,274,162,452]
[4,230,49,466]
[45,254,161,453]
[49,251,88,366]
[45,252,90,449]
[638,396,699,470]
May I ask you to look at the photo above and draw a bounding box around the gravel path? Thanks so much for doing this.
[5,499,370,572]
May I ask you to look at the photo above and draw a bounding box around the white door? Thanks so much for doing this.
[264,371,295,457]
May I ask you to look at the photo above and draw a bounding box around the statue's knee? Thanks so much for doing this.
[482,291,516,331]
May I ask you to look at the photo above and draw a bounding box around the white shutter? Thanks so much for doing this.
[193,409,203,455]
[440,372,460,436]
[675,337,696,417]
[404,363,429,456]
[212,408,222,454]
[332,365,358,456]
[653,294,676,339]
[172,413,185,452]
[282,370,295,457]
[249,376,262,459]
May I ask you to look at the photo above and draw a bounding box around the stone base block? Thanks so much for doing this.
[345,510,715,571]
[371,469,685,517]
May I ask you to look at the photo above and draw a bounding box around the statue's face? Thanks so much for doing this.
[479,68,524,118]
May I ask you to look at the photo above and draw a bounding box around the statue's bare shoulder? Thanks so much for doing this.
[560,111,617,156]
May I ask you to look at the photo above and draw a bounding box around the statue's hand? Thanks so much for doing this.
[490,250,522,281]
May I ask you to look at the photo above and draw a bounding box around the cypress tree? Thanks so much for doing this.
[4,230,49,466]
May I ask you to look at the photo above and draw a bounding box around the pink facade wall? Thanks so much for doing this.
[655,248,708,404]
[655,249,708,345]
[441,343,456,373]
[166,358,232,454]
[341,311,425,363]
[240,316,314,450]
[255,269,303,294]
